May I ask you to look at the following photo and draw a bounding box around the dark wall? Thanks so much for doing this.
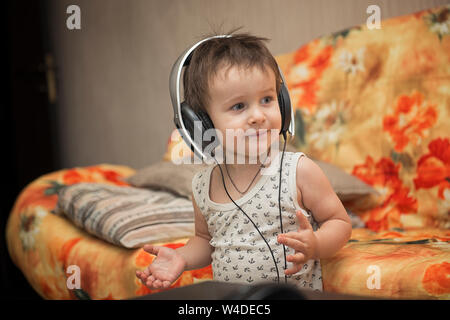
[2,0,59,299]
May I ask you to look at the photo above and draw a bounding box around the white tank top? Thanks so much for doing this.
[191,151,323,292]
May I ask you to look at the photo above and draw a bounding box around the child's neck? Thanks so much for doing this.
[222,148,273,175]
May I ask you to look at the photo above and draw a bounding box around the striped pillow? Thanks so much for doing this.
[56,183,194,248]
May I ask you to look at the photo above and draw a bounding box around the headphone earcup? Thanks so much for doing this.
[197,110,218,157]
[197,109,215,132]
[179,102,217,158]
[277,83,292,136]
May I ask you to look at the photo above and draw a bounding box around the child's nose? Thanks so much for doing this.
[248,106,266,125]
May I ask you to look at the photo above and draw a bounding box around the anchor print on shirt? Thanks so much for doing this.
[199,153,321,289]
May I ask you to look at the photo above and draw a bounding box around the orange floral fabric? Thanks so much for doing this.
[322,228,449,299]
[277,5,450,231]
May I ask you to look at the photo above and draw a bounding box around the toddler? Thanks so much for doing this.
[136,31,352,293]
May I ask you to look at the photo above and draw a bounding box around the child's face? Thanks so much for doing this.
[206,64,282,162]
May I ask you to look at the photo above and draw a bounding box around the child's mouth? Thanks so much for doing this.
[246,129,268,138]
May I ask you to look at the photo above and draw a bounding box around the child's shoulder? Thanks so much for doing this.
[292,152,330,190]
[191,163,214,185]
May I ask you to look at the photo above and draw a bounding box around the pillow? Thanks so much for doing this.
[55,183,194,248]
[125,160,208,201]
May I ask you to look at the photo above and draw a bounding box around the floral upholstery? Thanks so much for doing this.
[276,5,450,231]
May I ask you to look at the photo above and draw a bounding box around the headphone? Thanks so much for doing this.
[169,34,296,284]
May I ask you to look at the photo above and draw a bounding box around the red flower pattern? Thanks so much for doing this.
[414,137,450,199]
[383,91,438,152]
[352,156,418,231]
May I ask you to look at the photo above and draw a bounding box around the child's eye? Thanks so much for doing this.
[261,96,274,104]
[231,103,245,111]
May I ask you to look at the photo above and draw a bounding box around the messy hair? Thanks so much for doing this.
[182,27,281,114]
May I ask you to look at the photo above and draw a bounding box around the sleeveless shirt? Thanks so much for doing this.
[191,151,323,292]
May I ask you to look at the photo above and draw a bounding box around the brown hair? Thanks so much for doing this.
[182,28,281,114]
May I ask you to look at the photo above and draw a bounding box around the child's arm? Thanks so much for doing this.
[135,192,213,288]
[296,157,352,259]
[176,193,214,270]
[277,156,352,275]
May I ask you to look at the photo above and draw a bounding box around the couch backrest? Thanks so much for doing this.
[279,5,449,231]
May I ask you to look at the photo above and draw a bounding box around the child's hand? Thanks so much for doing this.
[277,210,319,276]
[135,244,187,289]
